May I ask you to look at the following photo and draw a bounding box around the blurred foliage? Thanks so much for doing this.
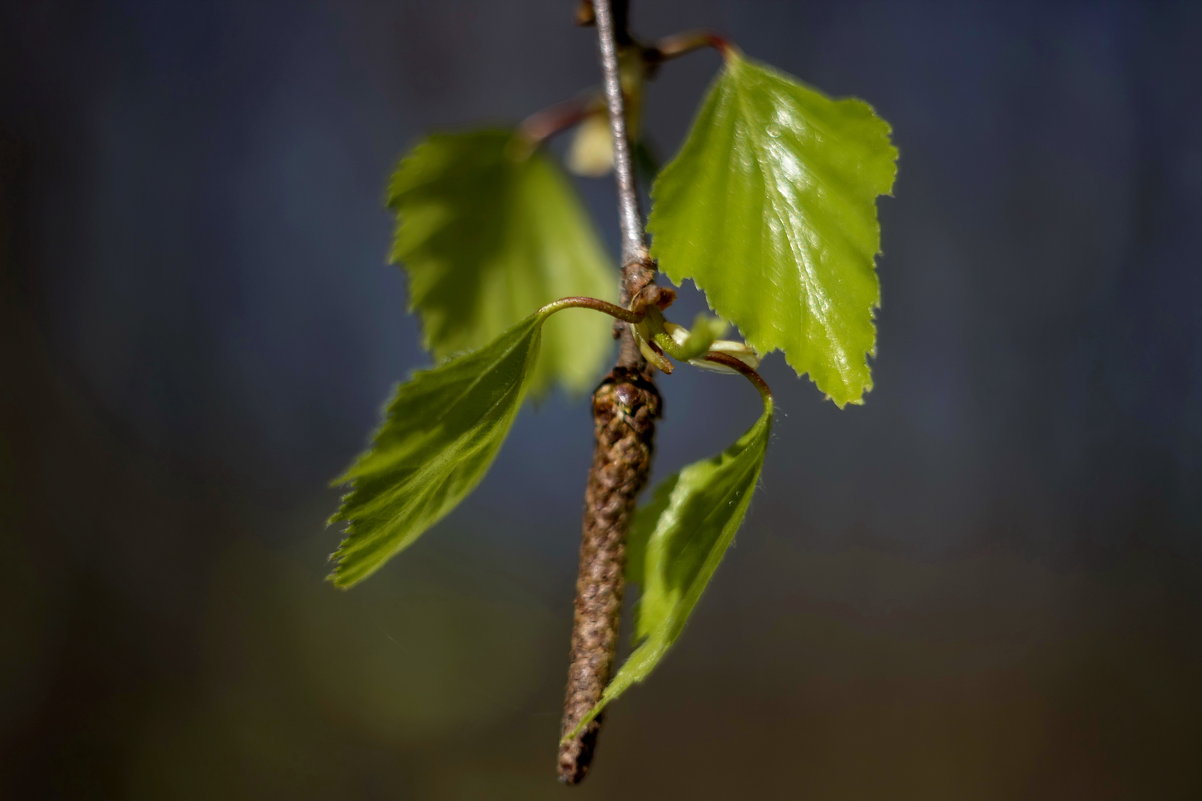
[388,131,614,398]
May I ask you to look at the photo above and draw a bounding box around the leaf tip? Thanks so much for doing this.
[324,571,349,590]
[824,379,872,409]
[325,547,363,590]
[559,703,606,746]
[324,559,349,589]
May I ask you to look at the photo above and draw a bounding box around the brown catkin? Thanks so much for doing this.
[557,365,660,784]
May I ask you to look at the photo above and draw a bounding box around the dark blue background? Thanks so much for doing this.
[3,1,1200,798]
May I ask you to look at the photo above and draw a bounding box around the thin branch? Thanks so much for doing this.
[593,0,663,367]
[593,0,647,272]
[558,0,662,786]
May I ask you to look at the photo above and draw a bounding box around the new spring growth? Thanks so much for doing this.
[633,306,760,375]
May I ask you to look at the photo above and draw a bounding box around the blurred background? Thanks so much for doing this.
[3,1,1201,798]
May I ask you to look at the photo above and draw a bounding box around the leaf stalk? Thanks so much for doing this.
[701,352,774,403]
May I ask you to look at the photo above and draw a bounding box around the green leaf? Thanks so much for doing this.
[329,312,548,588]
[389,130,615,397]
[575,398,773,734]
[647,52,898,406]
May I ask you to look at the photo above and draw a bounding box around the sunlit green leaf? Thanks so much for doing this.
[389,130,615,396]
[574,398,773,734]
[329,312,548,588]
[648,52,898,406]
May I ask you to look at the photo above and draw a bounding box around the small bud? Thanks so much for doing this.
[633,325,674,374]
[664,314,728,361]
[568,113,614,177]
